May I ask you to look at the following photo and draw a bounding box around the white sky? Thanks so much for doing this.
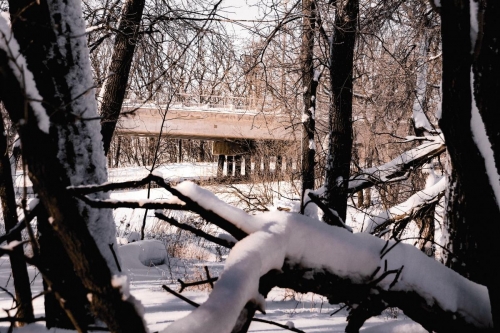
[222,0,261,21]
[219,0,262,41]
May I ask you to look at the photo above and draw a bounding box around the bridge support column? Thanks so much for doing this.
[217,155,225,178]
[227,156,234,177]
[244,155,251,178]
[256,156,262,176]
[235,155,242,178]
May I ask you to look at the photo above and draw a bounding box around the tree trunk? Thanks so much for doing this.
[36,206,93,329]
[178,139,183,163]
[100,0,146,155]
[0,115,34,326]
[470,0,500,326]
[3,1,147,331]
[300,0,317,212]
[114,136,122,168]
[440,0,500,327]
[324,0,359,223]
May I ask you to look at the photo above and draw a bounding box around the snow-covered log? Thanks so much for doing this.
[161,182,492,333]
[348,135,446,193]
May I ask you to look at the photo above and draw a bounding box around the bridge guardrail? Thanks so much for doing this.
[123,93,276,113]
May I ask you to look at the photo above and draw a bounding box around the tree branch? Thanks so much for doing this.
[155,211,234,248]
[348,136,445,193]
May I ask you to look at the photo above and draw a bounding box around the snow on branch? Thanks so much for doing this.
[363,177,446,234]
[162,181,491,333]
[348,135,446,193]
[68,174,249,240]
[0,16,50,133]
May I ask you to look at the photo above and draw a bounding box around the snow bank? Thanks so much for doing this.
[361,320,426,333]
[118,240,168,270]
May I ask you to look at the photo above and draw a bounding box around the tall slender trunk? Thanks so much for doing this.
[324,0,359,223]
[300,0,317,212]
[0,115,34,326]
[100,0,146,155]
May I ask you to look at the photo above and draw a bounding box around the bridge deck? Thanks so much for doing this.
[116,103,296,141]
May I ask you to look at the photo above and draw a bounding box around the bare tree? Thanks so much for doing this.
[323,0,359,222]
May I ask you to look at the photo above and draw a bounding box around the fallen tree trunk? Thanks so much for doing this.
[163,181,491,333]
[73,177,493,332]
[348,135,446,193]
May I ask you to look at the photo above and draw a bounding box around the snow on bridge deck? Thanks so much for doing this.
[115,95,296,141]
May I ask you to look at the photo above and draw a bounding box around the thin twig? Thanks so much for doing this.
[177,277,218,293]
[0,286,17,307]
[204,266,214,289]
[162,285,199,307]
[155,211,234,249]
[109,243,121,272]
[330,303,348,316]
[0,203,39,245]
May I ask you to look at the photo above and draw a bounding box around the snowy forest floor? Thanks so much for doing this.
[0,250,425,333]
[0,162,428,332]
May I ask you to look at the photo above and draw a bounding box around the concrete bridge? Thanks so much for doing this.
[116,94,296,141]
[115,94,299,178]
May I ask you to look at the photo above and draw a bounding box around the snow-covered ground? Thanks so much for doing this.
[0,241,425,333]
[0,162,430,332]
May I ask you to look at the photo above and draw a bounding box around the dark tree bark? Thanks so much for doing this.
[470,0,500,326]
[178,139,183,163]
[8,1,93,327]
[114,136,122,168]
[3,1,147,331]
[100,0,146,155]
[300,0,317,212]
[36,206,93,329]
[0,115,34,325]
[440,0,500,327]
[324,0,359,223]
